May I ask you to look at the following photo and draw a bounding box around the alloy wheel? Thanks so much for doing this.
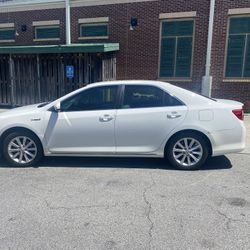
[7,136,38,164]
[173,137,203,167]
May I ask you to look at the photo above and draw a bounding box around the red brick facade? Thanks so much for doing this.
[0,0,250,111]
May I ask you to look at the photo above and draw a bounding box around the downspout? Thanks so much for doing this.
[201,0,216,97]
[65,0,71,45]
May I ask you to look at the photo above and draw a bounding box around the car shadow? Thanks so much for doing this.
[0,155,232,171]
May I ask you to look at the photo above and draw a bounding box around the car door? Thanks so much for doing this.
[44,85,118,154]
[115,84,188,154]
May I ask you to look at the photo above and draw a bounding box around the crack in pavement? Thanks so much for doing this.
[142,172,156,250]
[208,205,249,230]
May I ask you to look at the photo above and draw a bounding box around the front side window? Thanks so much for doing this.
[35,26,60,40]
[61,86,118,112]
[0,28,15,41]
[122,85,183,109]
[225,17,250,78]
[80,23,108,39]
[159,20,194,78]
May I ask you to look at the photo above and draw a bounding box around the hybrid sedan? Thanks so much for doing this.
[0,81,246,170]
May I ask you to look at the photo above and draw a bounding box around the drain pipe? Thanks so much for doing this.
[65,0,71,45]
[201,0,216,97]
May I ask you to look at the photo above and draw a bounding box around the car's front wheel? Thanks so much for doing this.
[3,131,43,167]
[166,132,209,170]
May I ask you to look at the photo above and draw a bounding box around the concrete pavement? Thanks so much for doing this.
[0,110,249,250]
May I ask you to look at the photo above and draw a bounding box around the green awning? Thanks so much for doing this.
[0,43,119,54]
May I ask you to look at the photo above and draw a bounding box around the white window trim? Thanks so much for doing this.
[0,23,15,29]
[159,11,197,20]
[78,17,109,24]
[228,8,250,15]
[33,20,60,26]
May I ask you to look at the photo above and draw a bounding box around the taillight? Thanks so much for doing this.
[232,109,244,121]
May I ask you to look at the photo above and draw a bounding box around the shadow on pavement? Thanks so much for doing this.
[0,155,232,171]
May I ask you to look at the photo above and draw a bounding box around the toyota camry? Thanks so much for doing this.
[0,81,246,170]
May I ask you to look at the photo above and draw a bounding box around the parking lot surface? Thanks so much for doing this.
[0,115,249,250]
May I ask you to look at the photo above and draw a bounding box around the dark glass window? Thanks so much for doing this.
[122,85,183,109]
[35,26,60,39]
[0,28,15,41]
[160,20,194,78]
[80,23,108,38]
[61,86,118,112]
[226,17,250,78]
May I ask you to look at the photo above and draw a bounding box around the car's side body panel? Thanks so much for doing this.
[0,80,246,160]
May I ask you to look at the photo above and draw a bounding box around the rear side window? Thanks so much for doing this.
[122,85,183,109]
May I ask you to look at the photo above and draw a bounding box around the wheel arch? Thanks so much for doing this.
[164,129,213,157]
[0,127,43,153]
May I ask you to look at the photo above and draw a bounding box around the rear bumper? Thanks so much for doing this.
[211,122,246,157]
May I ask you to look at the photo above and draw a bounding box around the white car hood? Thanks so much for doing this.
[0,104,42,117]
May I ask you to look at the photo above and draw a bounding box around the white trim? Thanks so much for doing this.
[0,1,64,13]
[159,11,197,20]
[78,36,109,40]
[71,0,158,8]
[0,23,15,28]
[228,8,250,15]
[33,38,60,42]
[0,40,15,43]
[0,0,158,13]
[78,17,109,24]
[33,20,60,26]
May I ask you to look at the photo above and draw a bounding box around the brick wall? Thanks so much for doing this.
[211,0,250,112]
[0,0,250,111]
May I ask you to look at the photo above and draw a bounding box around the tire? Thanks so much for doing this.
[3,131,43,167]
[166,132,209,170]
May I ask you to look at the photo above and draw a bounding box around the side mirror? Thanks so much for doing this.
[53,102,61,112]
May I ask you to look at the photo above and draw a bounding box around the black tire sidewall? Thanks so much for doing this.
[3,131,43,167]
[167,132,209,170]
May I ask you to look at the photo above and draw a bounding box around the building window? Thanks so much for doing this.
[34,26,60,41]
[159,19,194,78]
[0,28,15,42]
[80,23,108,39]
[225,17,250,78]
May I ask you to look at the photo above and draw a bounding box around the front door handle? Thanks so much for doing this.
[167,113,182,119]
[99,114,113,122]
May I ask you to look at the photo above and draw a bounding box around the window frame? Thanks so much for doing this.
[158,18,195,81]
[60,85,120,112]
[119,84,185,109]
[34,25,60,41]
[0,27,15,42]
[224,15,250,80]
[79,22,109,40]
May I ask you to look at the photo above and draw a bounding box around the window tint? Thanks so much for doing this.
[122,85,183,109]
[160,20,194,78]
[35,26,60,40]
[80,23,108,38]
[61,86,118,112]
[0,28,15,41]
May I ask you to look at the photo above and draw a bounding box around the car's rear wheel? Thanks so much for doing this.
[166,132,209,170]
[3,131,43,167]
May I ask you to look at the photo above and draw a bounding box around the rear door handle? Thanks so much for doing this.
[167,113,182,119]
[99,114,113,122]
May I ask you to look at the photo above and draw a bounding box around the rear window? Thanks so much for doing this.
[122,85,184,109]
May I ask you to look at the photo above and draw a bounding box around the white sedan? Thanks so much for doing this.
[0,81,246,170]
